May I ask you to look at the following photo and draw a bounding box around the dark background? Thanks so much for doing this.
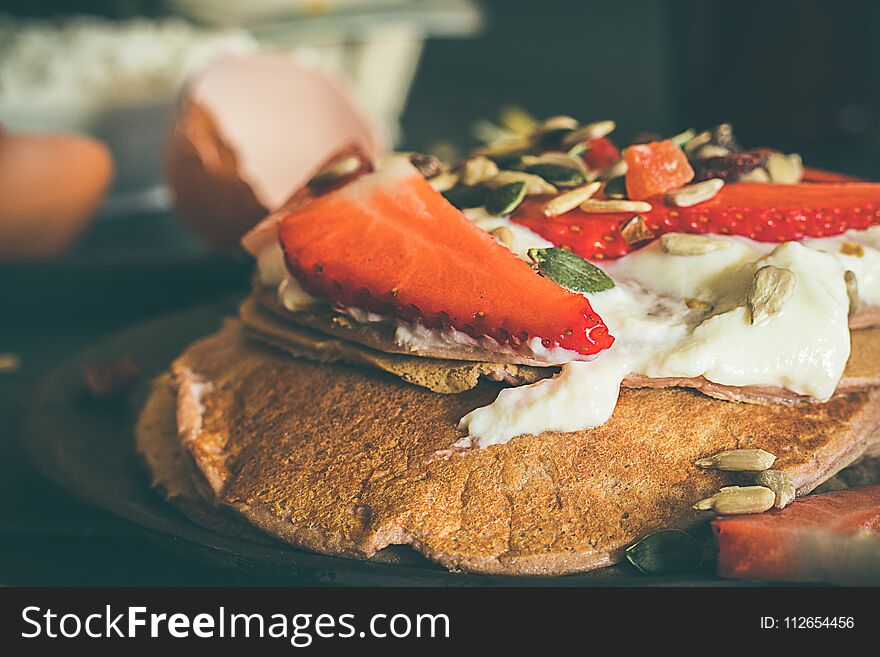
[2,0,879,584]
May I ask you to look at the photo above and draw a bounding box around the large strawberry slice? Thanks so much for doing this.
[511,182,880,260]
[277,158,614,357]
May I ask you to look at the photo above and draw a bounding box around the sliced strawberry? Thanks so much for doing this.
[624,139,694,200]
[581,136,621,171]
[511,182,880,260]
[277,158,614,357]
[802,166,866,183]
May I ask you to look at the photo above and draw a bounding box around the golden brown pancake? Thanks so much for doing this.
[243,287,880,402]
[165,320,880,575]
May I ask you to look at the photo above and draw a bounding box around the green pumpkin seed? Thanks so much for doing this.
[442,184,487,209]
[625,529,703,575]
[528,247,615,294]
[603,176,627,199]
[523,163,586,188]
[485,181,528,216]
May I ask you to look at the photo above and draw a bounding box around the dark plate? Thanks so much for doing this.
[20,298,743,586]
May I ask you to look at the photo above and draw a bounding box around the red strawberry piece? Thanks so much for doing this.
[510,182,880,260]
[624,139,695,200]
[582,137,621,171]
[801,167,866,183]
[277,158,614,357]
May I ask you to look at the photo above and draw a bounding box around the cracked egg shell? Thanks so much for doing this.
[166,53,388,247]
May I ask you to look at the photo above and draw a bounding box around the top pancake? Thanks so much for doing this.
[169,320,880,575]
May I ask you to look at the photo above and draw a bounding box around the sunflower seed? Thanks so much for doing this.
[542,182,602,217]
[490,226,515,249]
[485,181,528,216]
[669,128,697,148]
[840,241,865,257]
[486,170,558,195]
[520,152,588,176]
[580,199,653,214]
[461,156,500,186]
[845,270,860,318]
[765,152,804,184]
[598,157,628,180]
[660,233,728,256]
[692,144,730,159]
[620,215,654,244]
[665,178,724,208]
[693,486,776,515]
[307,155,362,189]
[737,167,772,183]
[754,470,796,509]
[683,130,711,154]
[429,172,459,192]
[537,115,579,133]
[499,105,539,136]
[0,353,20,374]
[472,136,533,158]
[695,448,777,472]
[685,297,711,312]
[561,119,617,147]
[747,265,797,325]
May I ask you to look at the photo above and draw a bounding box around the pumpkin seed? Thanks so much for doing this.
[660,233,728,256]
[542,182,602,217]
[520,152,588,176]
[580,199,653,214]
[523,163,586,188]
[528,247,615,293]
[845,270,860,318]
[603,176,627,199]
[486,170,558,195]
[765,152,804,184]
[485,181,528,216]
[665,178,724,208]
[561,119,617,148]
[490,226,515,249]
[747,265,797,325]
[307,155,362,189]
[695,448,777,472]
[461,156,500,186]
[442,184,487,209]
[620,215,654,244]
[429,172,459,193]
[625,529,703,575]
[754,470,796,509]
[693,486,776,515]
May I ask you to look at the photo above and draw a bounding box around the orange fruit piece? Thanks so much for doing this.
[623,139,694,200]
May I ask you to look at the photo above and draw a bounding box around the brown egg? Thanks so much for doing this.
[166,53,388,248]
[0,128,113,259]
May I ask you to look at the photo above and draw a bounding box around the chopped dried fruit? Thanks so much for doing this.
[623,139,694,200]
[581,136,621,171]
[690,150,769,183]
[278,159,614,356]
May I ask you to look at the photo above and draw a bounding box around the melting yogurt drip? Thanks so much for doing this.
[460,236,853,448]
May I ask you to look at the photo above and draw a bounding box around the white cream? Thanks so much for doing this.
[803,229,880,306]
[461,236,853,448]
